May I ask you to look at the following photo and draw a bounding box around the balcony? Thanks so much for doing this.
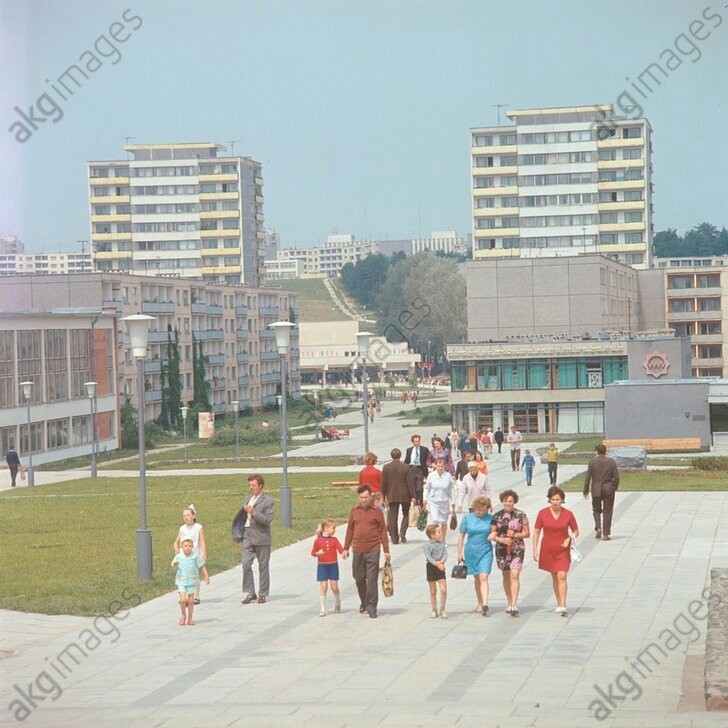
[144,360,161,373]
[141,301,175,314]
[693,357,724,368]
[147,330,170,343]
[206,304,223,316]
[191,302,207,314]
[238,398,252,410]
[193,329,224,341]
[262,394,278,406]
[259,306,280,316]
[668,310,718,322]
[102,299,123,311]
[260,351,280,361]
[238,375,250,387]
[261,372,281,384]
[206,379,226,391]
[207,353,225,365]
[236,330,248,340]
[235,305,248,316]
[146,389,162,402]
[212,402,228,414]
[237,352,250,363]
[259,330,276,340]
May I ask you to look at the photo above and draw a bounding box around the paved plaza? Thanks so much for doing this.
[2,403,727,726]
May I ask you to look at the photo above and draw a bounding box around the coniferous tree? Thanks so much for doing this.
[166,329,182,427]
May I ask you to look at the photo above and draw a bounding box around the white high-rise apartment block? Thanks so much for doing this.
[0,250,93,276]
[88,142,265,285]
[471,105,653,269]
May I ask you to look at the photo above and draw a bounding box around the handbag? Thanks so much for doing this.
[416,508,428,532]
[381,558,394,597]
[408,504,420,528]
[451,562,468,579]
[19,467,26,482]
[569,538,583,563]
[231,506,248,543]
[449,512,458,531]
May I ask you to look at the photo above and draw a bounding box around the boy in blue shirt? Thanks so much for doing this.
[172,538,209,625]
[521,449,536,486]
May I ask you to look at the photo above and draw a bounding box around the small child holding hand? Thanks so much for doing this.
[311,519,346,616]
[424,523,448,619]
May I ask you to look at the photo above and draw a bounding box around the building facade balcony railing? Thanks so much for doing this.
[261,372,281,384]
[193,329,224,341]
[141,301,175,314]
[236,330,248,340]
[207,353,225,365]
[259,330,276,340]
[238,375,250,387]
[191,302,207,314]
[206,304,223,315]
[147,330,170,343]
[237,352,250,363]
[212,402,227,414]
[235,305,249,316]
[259,306,280,316]
[146,389,162,402]
[144,360,162,373]
[260,351,279,361]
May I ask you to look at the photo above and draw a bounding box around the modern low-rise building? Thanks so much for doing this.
[88,142,266,286]
[470,104,653,269]
[2,274,300,426]
[0,310,118,466]
[0,250,93,276]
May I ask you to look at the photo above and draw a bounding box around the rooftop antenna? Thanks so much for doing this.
[227,140,241,156]
[493,103,508,126]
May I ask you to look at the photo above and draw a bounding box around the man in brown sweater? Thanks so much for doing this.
[381,448,417,545]
[343,485,390,618]
[583,444,620,541]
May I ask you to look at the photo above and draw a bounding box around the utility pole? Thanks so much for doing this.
[227,140,241,156]
[122,136,135,160]
[493,104,508,126]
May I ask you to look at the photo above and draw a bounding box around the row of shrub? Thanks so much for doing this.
[691,457,728,471]
[208,425,285,447]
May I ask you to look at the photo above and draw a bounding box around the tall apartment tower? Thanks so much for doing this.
[88,142,266,285]
[471,105,653,269]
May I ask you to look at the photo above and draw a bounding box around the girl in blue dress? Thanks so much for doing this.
[457,496,494,616]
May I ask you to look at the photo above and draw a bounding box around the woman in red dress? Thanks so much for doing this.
[358,452,382,493]
[533,486,579,616]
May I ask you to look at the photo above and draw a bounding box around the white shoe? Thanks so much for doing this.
[319,609,326,617]
[430,610,438,619]
[440,611,448,619]
[505,606,513,614]
[555,607,565,614]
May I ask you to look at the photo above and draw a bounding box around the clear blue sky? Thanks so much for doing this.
[1,0,726,252]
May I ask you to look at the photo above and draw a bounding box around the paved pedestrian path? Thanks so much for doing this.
[2,473,726,726]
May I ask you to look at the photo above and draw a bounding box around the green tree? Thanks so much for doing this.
[340,253,395,308]
[191,337,210,410]
[376,252,467,369]
[158,359,169,428]
[654,223,728,257]
[120,398,155,449]
[166,329,182,427]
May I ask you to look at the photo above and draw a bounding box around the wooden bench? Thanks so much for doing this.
[331,481,359,488]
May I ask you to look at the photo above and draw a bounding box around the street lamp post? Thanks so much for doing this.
[84,381,97,477]
[19,381,34,487]
[277,394,284,452]
[356,332,373,454]
[232,400,240,460]
[270,321,295,528]
[180,406,189,463]
[121,313,156,580]
[427,339,432,385]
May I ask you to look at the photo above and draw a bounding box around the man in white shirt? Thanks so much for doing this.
[507,426,523,472]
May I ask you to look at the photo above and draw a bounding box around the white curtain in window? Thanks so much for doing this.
[557,406,579,434]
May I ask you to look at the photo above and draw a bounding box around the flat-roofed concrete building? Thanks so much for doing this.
[2,274,300,425]
[0,309,118,466]
[471,104,653,269]
[88,142,266,286]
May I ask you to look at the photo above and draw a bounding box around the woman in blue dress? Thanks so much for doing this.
[457,496,494,616]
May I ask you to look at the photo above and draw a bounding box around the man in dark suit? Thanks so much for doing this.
[404,434,429,506]
[583,444,620,541]
[381,448,417,544]
[240,474,275,604]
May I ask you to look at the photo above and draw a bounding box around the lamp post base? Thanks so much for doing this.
[280,484,292,528]
[27,469,34,487]
[136,529,153,581]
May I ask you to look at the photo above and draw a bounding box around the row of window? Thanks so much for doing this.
[670,298,721,312]
[671,322,722,337]
[451,358,628,392]
[475,191,644,209]
[668,275,720,289]
[90,167,129,178]
[0,415,103,455]
[92,164,241,179]
[471,127,642,149]
[476,234,644,250]
[521,213,597,228]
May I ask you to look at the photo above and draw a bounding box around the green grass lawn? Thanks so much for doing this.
[560,468,728,493]
[105,455,357,471]
[268,278,349,322]
[3,472,357,616]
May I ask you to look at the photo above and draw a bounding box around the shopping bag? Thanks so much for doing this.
[382,558,394,597]
[19,467,26,482]
[569,538,583,563]
[408,504,420,528]
[416,508,428,531]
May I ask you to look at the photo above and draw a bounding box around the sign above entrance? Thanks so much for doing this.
[642,351,670,378]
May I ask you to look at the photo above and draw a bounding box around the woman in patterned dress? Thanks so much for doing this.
[491,489,530,616]
[427,437,454,475]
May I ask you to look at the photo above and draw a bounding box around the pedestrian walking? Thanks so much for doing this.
[507,426,523,471]
[423,458,454,543]
[457,461,490,512]
[457,496,494,616]
[491,490,530,616]
[381,448,416,545]
[583,444,620,541]
[424,524,448,619]
[311,519,346,616]
[533,486,579,616]
[343,485,390,619]
[521,449,536,486]
[173,504,207,605]
[171,539,209,626]
[547,443,559,485]
[5,446,20,487]
[358,451,382,493]
[494,428,504,454]
[240,474,275,605]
